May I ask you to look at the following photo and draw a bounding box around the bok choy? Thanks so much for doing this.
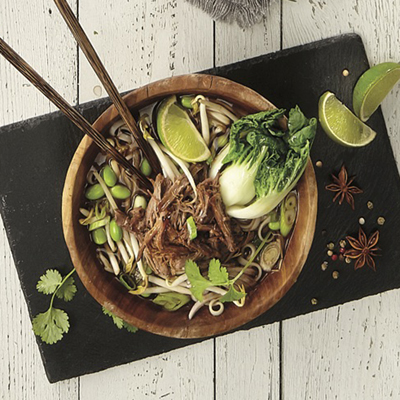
[218,106,317,219]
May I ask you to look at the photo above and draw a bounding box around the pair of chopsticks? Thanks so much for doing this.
[0,0,160,191]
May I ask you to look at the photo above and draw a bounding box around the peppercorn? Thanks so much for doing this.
[332,271,339,279]
[331,254,338,261]
[327,242,335,250]
[311,298,318,305]
[377,217,385,225]
[327,250,333,257]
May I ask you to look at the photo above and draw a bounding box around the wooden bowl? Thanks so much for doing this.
[62,74,317,338]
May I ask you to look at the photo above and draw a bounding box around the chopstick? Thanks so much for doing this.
[53,0,161,176]
[0,37,153,191]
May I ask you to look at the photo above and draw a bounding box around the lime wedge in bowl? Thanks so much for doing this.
[353,62,400,122]
[157,95,211,162]
[319,91,377,147]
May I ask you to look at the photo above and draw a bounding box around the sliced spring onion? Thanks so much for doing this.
[186,216,197,240]
[260,239,282,272]
[88,216,110,231]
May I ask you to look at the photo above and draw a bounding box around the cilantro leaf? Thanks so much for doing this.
[219,285,246,303]
[55,276,77,302]
[185,260,212,301]
[102,307,138,333]
[123,321,139,333]
[32,308,69,344]
[208,259,229,285]
[36,270,62,295]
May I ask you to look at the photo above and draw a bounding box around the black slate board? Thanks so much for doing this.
[1,34,399,383]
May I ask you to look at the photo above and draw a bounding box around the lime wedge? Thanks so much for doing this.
[157,95,211,162]
[319,91,377,147]
[353,62,400,121]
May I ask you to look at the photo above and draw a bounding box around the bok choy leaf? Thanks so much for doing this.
[219,106,317,219]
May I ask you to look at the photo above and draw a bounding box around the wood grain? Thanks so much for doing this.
[78,0,214,103]
[54,0,161,175]
[0,1,79,398]
[282,1,400,399]
[80,340,214,400]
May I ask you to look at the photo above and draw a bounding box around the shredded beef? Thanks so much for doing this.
[116,168,251,279]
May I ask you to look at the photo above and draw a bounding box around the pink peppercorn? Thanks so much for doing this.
[339,248,346,254]
[331,254,338,261]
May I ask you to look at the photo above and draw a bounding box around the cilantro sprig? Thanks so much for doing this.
[102,307,138,333]
[185,236,270,304]
[185,259,246,303]
[32,268,76,345]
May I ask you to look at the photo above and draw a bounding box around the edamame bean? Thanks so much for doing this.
[268,221,281,231]
[92,227,107,245]
[110,219,123,242]
[181,95,194,109]
[110,184,131,199]
[102,165,117,187]
[134,195,147,210]
[140,158,152,177]
[85,183,105,200]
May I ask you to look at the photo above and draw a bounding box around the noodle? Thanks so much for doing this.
[81,94,298,319]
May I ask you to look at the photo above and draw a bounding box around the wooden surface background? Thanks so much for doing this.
[1,0,400,398]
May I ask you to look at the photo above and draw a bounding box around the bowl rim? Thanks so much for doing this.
[62,73,318,339]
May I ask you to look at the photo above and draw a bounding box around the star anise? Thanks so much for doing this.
[345,228,380,271]
[325,165,363,210]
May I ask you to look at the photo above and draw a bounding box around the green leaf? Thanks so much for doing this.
[123,321,139,333]
[55,276,77,302]
[185,260,212,301]
[219,286,246,304]
[186,216,197,240]
[102,307,138,333]
[36,269,62,295]
[153,292,191,311]
[208,259,229,285]
[32,308,70,345]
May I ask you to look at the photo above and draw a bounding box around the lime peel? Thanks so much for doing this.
[353,62,400,122]
[157,95,211,163]
[319,91,377,147]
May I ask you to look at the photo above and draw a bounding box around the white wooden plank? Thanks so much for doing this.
[0,0,78,125]
[80,340,214,400]
[282,1,400,398]
[216,325,281,400]
[0,0,79,397]
[215,1,281,67]
[282,291,400,399]
[78,1,215,398]
[78,0,214,103]
[214,4,282,399]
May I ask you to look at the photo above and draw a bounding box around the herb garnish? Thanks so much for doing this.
[102,307,138,333]
[185,259,245,303]
[32,268,76,345]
